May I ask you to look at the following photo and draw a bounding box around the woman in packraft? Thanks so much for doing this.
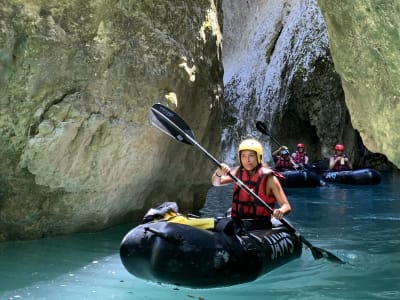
[211,138,291,230]
[291,143,309,167]
[329,144,352,171]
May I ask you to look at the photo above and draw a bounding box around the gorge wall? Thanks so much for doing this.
[0,0,223,241]
[222,0,398,171]
[222,0,353,166]
[318,0,400,169]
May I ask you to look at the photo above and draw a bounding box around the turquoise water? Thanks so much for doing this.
[1,172,399,299]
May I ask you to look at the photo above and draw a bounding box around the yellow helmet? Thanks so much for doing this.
[238,138,263,164]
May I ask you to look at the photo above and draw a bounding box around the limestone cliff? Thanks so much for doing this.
[222,0,397,171]
[318,0,400,168]
[0,0,223,240]
[222,0,353,165]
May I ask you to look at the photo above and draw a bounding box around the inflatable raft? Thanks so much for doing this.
[279,169,325,188]
[120,203,302,288]
[305,159,329,174]
[322,168,382,185]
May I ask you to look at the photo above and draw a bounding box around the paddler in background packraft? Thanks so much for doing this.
[329,144,353,171]
[272,146,298,171]
[291,143,309,168]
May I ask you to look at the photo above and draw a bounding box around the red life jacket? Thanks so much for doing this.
[275,156,293,171]
[332,154,351,171]
[293,151,307,164]
[231,167,284,219]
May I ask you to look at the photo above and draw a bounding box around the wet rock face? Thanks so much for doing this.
[221,0,356,165]
[318,0,400,168]
[0,1,223,240]
[222,0,397,171]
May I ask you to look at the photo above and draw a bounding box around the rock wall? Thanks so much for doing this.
[0,0,223,241]
[221,0,397,171]
[317,0,400,168]
[222,0,357,166]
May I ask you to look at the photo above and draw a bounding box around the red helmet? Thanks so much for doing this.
[335,144,345,151]
[297,143,304,148]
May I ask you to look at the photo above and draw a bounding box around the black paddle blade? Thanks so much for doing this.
[149,103,195,145]
[310,246,346,264]
[256,120,269,135]
[299,231,346,264]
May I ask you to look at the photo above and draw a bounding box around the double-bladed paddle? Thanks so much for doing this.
[149,103,345,264]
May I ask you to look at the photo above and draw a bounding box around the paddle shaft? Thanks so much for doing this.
[256,121,282,148]
[269,134,282,148]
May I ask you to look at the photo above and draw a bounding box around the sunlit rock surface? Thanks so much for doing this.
[318,0,400,168]
[0,0,223,240]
